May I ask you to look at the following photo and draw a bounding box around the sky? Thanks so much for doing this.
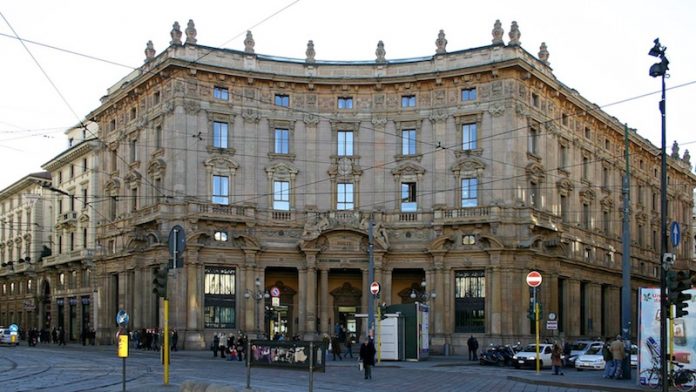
[0,0,695,190]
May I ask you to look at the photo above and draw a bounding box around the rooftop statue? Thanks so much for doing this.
[491,19,504,45]
[170,21,182,46]
[185,19,197,44]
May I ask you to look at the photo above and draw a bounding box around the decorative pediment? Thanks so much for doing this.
[147,158,166,176]
[525,162,546,182]
[205,156,239,172]
[391,161,425,176]
[580,187,596,203]
[600,196,614,210]
[556,178,574,196]
[265,161,299,177]
[78,213,90,223]
[104,178,122,193]
[451,157,485,177]
[124,170,142,185]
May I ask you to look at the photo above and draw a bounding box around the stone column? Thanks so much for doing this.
[587,283,602,337]
[487,266,502,335]
[433,262,445,335]
[185,248,204,349]
[429,114,448,206]
[305,253,318,336]
[237,265,247,332]
[566,279,581,338]
[606,286,621,337]
[382,267,393,305]
[361,267,369,329]
[319,268,329,335]
[133,265,146,330]
[297,267,307,337]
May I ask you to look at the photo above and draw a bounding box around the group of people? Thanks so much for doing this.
[602,335,627,379]
[211,332,248,362]
[25,327,67,346]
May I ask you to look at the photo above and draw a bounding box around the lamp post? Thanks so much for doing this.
[410,280,437,303]
[648,37,669,392]
[244,277,270,339]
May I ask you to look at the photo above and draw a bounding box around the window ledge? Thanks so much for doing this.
[267,152,296,161]
[207,146,236,156]
[394,154,423,162]
[454,148,483,158]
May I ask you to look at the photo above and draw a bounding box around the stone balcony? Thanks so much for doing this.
[42,248,95,269]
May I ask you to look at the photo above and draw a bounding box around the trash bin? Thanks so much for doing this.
[443,343,450,356]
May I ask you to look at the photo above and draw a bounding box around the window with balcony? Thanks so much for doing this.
[337,183,354,210]
[461,88,477,101]
[401,182,417,212]
[274,128,289,154]
[461,178,478,207]
[455,270,485,333]
[212,175,229,205]
[462,123,477,150]
[213,121,228,149]
[337,130,353,157]
[401,95,416,108]
[401,129,416,156]
[273,180,290,211]
[338,97,353,109]
[213,86,229,101]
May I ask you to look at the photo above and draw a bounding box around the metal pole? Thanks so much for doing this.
[164,298,169,385]
[367,216,375,338]
[534,287,540,374]
[122,357,126,392]
[246,339,251,389]
[621,123,632,379]
[659,68,668,392]
[309,341,314,392]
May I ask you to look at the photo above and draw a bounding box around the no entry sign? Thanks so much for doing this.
[526,271,542,288]
[370,281,381,295]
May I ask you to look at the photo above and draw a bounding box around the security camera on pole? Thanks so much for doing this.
[526,271,542,375]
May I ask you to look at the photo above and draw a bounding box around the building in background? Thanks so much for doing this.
[1,20,694,353]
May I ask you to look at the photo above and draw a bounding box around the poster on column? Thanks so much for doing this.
[638,287,696,386]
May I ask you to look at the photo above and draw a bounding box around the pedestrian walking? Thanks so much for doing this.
[359,337,376,380]
[345,334,354,358]
[171,329,178,352]
[212,334,220,357]
[331,335,342,360]
[610,335,625,379]
[602,338,615,378]
[467,335,479,360]
[58,327,66,346]
[551,342,564,375]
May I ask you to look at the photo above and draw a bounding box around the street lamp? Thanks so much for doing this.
[648,37,669,392]
[410,280,436,303]
[244,277,270,338]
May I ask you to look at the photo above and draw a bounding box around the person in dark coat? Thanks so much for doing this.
[331,335,342,360]
[58,327,66,346]
[171,329,178,352]
[467,335,479,360]
[212,334,220,357]
[359,337,376,380]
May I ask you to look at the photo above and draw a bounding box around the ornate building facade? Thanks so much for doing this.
[2,20,694,354]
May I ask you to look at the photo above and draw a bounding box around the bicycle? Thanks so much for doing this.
[641,361,696,391]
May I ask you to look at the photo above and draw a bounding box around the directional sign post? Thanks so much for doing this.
[370,281,381,296]
[671,221,681,248]
[526,271,542,375]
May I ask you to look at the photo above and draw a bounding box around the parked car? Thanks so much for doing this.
[566,340,603,368]
[513,344,558,369]
[575,344,638,371]
[0,327,19,346]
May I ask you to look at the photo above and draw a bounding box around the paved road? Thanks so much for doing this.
[0,343,647,391]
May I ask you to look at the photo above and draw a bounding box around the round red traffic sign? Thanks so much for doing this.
[370,281,381,295]
[526,271,542,287]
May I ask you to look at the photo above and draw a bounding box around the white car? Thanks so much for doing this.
[513,344,556,369]
[575,344,638,371]
[566,340,603,367]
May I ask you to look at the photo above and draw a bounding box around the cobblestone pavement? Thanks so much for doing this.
[0,343,647,391]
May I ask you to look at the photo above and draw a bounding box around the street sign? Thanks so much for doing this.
[526,271,542,288]
[548,312,557,321]
[546,320,558,330]
[8,324,18,333]
[270,287,280,297]
[370,281,381,295]
[671,221,681,247]
[116,309,129,326]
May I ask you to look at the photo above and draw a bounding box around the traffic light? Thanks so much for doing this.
[152,265,169,298]
[527,304,535,320]
[672,271,692,319]
[379,303,388,320]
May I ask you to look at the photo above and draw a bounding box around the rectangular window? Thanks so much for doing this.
[531,93,539,107]
[204,267,236,329]
[273,181,290,210]
[274,128,289,154]
[462,123,477,150]
[461,178,478,207]
[562,113,568,126]
[582,203,590,229]
[560,194,568,223]
[603,210,610,235]
[530,182,540,208]
[337,130,353,156]
[602,167,609,188]
[69,233,75,252]
[455,270,485,333]
[82,228,87,249]
[69,165,74,179]
[559,144,568,168]
[111,150,118,172]
[584,127,591,139]
[274,94,289,107]
[461,88,477,101]
[129,139,137,162]
[213,121,228,148]
[338,97,353,109]
[212,175,229,205]
[213,86,229,100]
[109,196,116,220]
[82,158,88,173]
[155,126,162,149]
[154,91,161,105]
[401,129,416,155]
[582,156,589,179]
[69,195,75,211]
[337,183,354,210]
[131,188,138,212]
[528,127,538,154]
[401,182,417,212]
[401,95,416,108]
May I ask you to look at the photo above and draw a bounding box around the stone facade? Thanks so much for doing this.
[1,22,695,354]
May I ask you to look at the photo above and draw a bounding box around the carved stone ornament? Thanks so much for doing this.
[435,30,447,54]
[508,21,521,46]
[163,101,175,113]
[242,108,260,123]
[337,157,352,176]
[525,162,546,182]
[375,40,386,64]
[538,42,550,65]
[492,19,504,45]
[144,40,156,63]
[244,31,255,54]
[371,117,387,128]
[303,114,319,125]
[429,109,448,123]
[305,40,316,64]
[580,187,596,203]
[185,19,197,44]
[671,140,680,159]
[684,149,691,166]
[488,102,506,117]
[183,100,200,114]
[600,195,614,210]
[170,21,183,46]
